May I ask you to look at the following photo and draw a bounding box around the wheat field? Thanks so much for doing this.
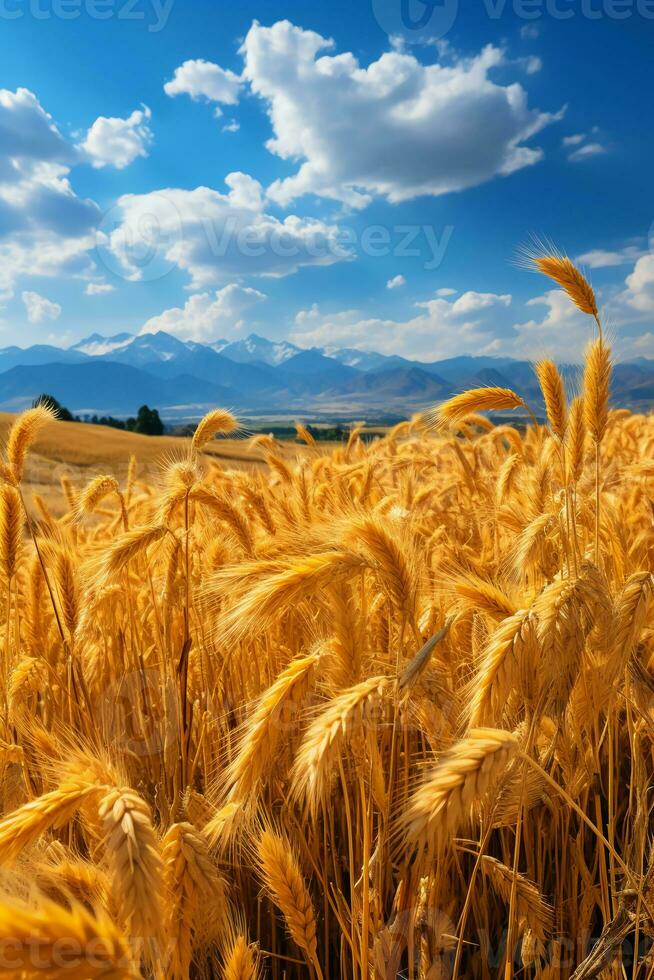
[0,414,310,519]
[0,256,653,979]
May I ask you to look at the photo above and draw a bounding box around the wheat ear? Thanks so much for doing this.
[227,650,320,801]
[291,675,391,812]
[467,610,533,727]
[98,787,164,940]
[255,827,322,977]
[192,408,239,451]
[162,821,227,979]
[583,337,611,446]
[222,932,260,980]
[208,551,366,643]
[100,524,167,579]
[535,359,567,439]
[452,574,517,621]
[532,254,598,318]
[342,515,417,622]
[404,728,519,849]
[428,388,528,429]
[0,777,103,863]
[295,422,317,447]
[480,854,554,941]
[190,487,254,555]
[0,893,135,979]
[5,403,57,485]
[0,484,23,580]
[566,396,586,482]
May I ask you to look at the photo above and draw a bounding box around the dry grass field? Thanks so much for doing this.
[0,256,653,979]
[0,413,316,517]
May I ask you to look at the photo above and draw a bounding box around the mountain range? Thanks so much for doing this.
[0,330,653,421]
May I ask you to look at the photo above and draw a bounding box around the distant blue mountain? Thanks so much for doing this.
[0,344,89,372]
[0,329,652,418]
[0,362,245,415]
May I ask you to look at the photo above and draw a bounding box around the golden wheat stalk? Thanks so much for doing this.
[5,403,57,486]
[295,422,317,447]
[535,359,567,439]
[208,550,367,642]
[77,475,120,515]
[343,515,418,622]
[480,854,554,941]
[99,524,167,579]
[255,827,322,977]
[0,893,135,979]
[566,396,586,482]
[226,650,320,801]
[0,777,103,863]
[451,574,517,621]
[467,610,533,727]
[291,675,391,811]
[583,337,611,445]
[190,486,254,555]
[531,253,598,318]
[192,408,239,452]
[404,728,519,848]
[36,851,111,909]
[0,484,23,580]
[162,822,226,979]
[427,387,528,429]
[97,787,163,940]
[221,930,260,980]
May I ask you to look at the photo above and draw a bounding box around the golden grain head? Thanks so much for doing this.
[192,408,239,451]
[531,252,598,318]
[6,403,57,485]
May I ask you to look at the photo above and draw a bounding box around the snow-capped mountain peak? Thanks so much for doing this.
[216,333,301,367]
[71,332,134,357]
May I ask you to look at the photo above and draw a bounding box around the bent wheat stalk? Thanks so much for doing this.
[404,728,519,849]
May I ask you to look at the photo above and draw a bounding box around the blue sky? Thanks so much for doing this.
[0,0,652,361]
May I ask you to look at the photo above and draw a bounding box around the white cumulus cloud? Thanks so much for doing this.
[241,20,562,209]
[164,59,243,115]
[0,88,100,301]
[85,281,115,295]
[622,254,654,314]
[80,106,153,169]
[140,283,266,342]
[568,142,607,163]
[576,245,646,268]
[22,290,61,324]
[386,274,406,290]
[291,289,513,360]
[562,133,585,147]
[106,172,352,287]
